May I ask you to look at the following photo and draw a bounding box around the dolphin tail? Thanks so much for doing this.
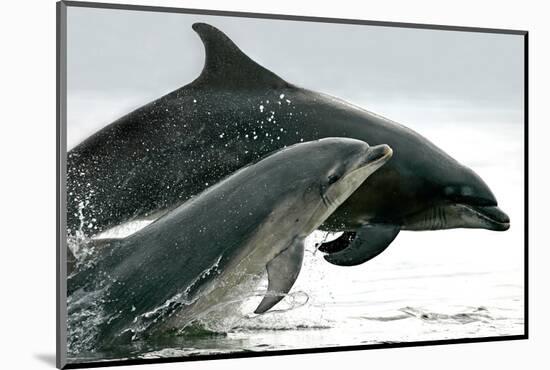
[254,237,305,314]
[323,224,400,266]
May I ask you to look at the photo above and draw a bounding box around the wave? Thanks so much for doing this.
[359,306,494,325]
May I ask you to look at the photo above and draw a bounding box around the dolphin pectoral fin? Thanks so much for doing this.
[317,232,356,254]
[254,238,305,314]
[323,225,400,267]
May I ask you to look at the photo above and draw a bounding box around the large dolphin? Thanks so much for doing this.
[67,23,509,267]
[67,138,392,350]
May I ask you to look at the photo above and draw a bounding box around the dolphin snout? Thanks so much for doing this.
[365,144,393,164]
[485,206,510,224]
[462,204,510,231]
[480,205,510,230]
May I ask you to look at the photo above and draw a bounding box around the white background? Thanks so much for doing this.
[0,0,545,369]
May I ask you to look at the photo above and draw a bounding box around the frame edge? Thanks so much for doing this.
[57,1,68,369]
[57,2,530,368]
[62,0,527,35]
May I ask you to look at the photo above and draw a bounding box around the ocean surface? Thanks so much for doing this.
[66,99,525,364]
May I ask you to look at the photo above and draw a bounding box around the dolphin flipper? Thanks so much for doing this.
[317,232,356,254]
[323,225,400,266]
[254,238,305,314]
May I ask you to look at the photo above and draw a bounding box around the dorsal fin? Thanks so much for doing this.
[191,23,291,89]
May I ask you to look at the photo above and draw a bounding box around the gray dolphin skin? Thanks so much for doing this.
[67,138,392,350]
[67,23,509,267]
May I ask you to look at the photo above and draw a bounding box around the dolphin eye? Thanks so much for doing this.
[328,174,340,185]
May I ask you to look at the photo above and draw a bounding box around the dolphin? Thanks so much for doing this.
[67,138,392,351]
[67,23,509,267]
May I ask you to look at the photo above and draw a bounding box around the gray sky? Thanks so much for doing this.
[67,7,524,109]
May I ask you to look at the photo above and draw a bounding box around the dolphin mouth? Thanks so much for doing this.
[463,204,510,231]
[348,144,393,174]
[365,144,393,167]
[337,144,393,188]
[400,202,510,232]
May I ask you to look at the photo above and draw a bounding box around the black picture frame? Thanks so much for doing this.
[56,1,529,368]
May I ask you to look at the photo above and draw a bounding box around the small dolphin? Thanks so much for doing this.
[67,138,392,350]
[67,23,509,267]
